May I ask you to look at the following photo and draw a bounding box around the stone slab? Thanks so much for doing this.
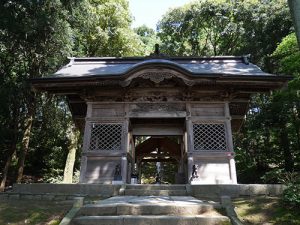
[249,184,269,196]
[11,183,286,198]
[9,194,20,200]
[124,215,230,225]
[0,194,8,200]
[73,216,122,225]
[77,196,218,217]
[54,195,67,201]
[42,194,55,201]
[125,184,186,190]
[12,184,122,196]
[124,189,187,196]
[73,215,230,225]
[267,184,286,196]
[78,205,117,216]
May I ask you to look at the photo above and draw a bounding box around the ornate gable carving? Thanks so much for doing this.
[140,72,174,83]
[120,69,195,87]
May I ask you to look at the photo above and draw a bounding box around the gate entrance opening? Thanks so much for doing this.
[131,118,186,184]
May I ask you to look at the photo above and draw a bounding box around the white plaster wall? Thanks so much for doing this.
[191,159,233,184]
[84,157,121,184]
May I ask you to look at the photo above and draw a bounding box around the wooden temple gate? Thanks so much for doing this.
[31,55,288,184]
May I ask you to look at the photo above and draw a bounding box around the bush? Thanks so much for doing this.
[282,184,300,208]
[261,168,285,184]
[280,171,300,208]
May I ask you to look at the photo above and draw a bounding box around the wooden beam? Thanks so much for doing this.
[142,158,177,163]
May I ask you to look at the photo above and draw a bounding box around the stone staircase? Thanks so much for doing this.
[71,185,231,225]
[124,184,187,196]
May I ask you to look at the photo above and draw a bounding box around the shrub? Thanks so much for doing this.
[282,184,300,208]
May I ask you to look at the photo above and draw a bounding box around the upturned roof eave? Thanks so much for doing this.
[30,72,292,84]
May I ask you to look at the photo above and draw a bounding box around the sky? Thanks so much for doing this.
[128,0,193,30]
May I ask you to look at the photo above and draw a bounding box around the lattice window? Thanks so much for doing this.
[193,123,227,151]
[89,123,122,151]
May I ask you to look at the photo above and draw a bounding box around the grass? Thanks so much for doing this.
[0,199,72,225]
[233,196,300,225]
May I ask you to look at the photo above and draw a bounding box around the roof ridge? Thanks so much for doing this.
[71,55,249,63]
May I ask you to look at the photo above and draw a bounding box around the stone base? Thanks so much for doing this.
[10,183,286,198]
[191,179,233,185]
[112,181,124,185]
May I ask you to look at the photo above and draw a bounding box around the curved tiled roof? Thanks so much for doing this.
[51,56,272,78]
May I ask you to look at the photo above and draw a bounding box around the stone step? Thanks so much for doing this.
[124,189,187,196]
[125,184,186,190]
[72,215,230,225]
[78,203,219,216]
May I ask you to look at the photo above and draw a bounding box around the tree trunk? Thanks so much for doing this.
[16,96,35,183]
[288,0,300,47]
[62,125,78,183]
[0,108,19,191]
[280,127,294,172]
[0,144,16,191]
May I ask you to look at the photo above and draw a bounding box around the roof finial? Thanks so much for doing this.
[242,54,251,65]
[147,44,168,59]
[154,44,160,55]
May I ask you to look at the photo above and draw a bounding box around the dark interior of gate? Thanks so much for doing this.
[131,118,186,184]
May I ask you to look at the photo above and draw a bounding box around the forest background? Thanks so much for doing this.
[0,0,300,191]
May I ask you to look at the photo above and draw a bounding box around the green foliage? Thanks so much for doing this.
[157,0,292,70]
[141,162,178,184]
[71,0,145,56]
[280,169,300,209]
[282,184,300,208]
[0,0,144,185]
[235,32,300,183]
[260,168,286,184]
[134,25,161,55]
[141,162,156,184]
[0,199,71,225]
[234,197,300,225]
[43,169,64,184]
[272,33,300,75]
[261,169,300,184]
[72,170,81,183]
[161,162,178,184]
[0,0,74,185]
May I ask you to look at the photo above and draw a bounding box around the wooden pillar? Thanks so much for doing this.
[79,156,87,183]
[121,114,129,183]
[121,155,127,184]
[225,102,237,184]
[187,154,194,183]
[229,154,237,184]
[79,103,92,183]
[186,103,194,184]
[138,162,142,184]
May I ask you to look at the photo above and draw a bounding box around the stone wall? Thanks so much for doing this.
[189,184,285,198]
[8,183,285,199]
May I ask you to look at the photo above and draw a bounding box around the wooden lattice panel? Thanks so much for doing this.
[193,123,227,151]
[89,123,122,151]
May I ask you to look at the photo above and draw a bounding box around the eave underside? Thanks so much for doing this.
[31,70,289,132]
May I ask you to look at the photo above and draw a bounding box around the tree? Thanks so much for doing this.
[235,33,300,183]
[0,0,73,187]
[63,125,79,183]
[157,0,292,70]
[158,1,245,56]
[134,25,160,55]
[0,0,147,189]
[288,0,300,47]
[71,0,145,56]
